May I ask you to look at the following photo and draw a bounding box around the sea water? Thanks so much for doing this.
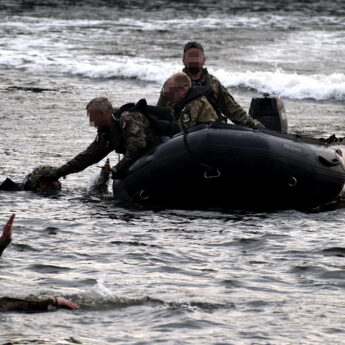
[1,1,345,344]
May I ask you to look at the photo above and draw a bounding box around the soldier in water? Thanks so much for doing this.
[0,295,79,312]
[0,165,62,192]
[0,214,79,312]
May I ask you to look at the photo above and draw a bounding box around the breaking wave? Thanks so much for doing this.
[2,50,344,101]
[215,68,345,101]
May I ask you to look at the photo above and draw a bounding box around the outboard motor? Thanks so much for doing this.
[249,93,288,133]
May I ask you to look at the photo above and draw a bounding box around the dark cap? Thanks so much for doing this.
[183,41,204,53]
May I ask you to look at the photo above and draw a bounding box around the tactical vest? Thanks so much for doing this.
[114,99,180,137]
[183,68,225,121]
[96,122,125,154]
[176,86,225,123]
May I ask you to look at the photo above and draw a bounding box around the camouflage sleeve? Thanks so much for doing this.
[57,140,113,177]
[210,76,264,129]
[115,111,147,173]
[0,296,56,312]
[179,97,218,129]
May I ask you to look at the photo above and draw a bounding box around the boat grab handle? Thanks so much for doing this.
[204,169,221,179]
[318,155,340,167]
[288,176,297,187]
[139,189,150,200]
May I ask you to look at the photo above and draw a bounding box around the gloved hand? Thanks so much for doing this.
[40,170,62,183]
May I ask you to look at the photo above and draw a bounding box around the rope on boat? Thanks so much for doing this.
[182,129,221,179]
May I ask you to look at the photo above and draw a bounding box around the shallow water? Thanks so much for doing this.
[1,1,345,344]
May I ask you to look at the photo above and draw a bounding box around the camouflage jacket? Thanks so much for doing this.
[0,296,57,312]
[116,110,160,172]
[176,95,218,130]
[157,68,264,129]
[57,111,159,177]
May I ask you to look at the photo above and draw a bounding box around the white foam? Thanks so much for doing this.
[1,37,344,101]
[2,43,345,100]
[93,277,114,297]
[65,56,180,83]
[212,68,345,101]
[1,15,345,101]
[0,46,179,84]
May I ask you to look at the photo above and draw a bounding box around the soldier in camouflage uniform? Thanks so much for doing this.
[157,41,264,129]
[41,97,161,182]
[23,165,62,191]
[0,165,61,192]
[163,72,218,129]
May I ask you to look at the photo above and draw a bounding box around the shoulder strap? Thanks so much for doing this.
[179,86,211,108]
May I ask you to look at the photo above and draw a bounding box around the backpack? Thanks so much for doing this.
[114,99,180,137]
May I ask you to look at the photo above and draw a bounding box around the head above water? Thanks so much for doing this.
[182,41,206,77]
[86,97,113,129]
[25,165,62,192]
[163,72,192,105]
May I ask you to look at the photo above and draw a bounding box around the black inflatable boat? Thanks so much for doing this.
[113,95,345,210]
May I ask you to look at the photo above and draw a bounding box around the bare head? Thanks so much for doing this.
[163,72,192,104]
[86,97,113,129]
[182,41,206,77]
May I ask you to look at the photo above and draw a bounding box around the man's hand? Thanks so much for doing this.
[2,214,15,239]
[40,170,61,183]
[0,213,15,256]
[55,297,79,310]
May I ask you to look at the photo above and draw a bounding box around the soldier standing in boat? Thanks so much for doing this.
[157,41,264,129]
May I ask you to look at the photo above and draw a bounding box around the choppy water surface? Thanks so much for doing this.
[1,1,345,344]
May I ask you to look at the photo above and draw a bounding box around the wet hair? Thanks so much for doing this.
[86,97,113,113]
[183,41,204,54]
[166,72,192,88]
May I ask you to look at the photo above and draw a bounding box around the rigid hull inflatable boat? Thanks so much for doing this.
[114,123,345,210]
